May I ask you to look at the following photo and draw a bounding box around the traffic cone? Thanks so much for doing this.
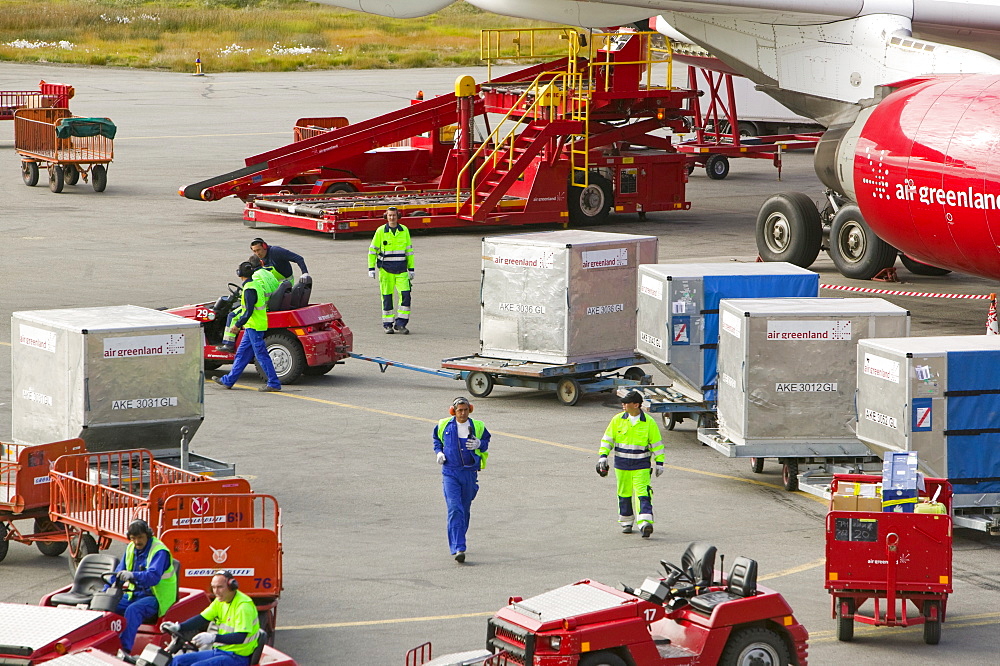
[987,293,998,335]
[193,52,205,77]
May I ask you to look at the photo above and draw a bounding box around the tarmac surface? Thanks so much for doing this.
[1,63,998,666]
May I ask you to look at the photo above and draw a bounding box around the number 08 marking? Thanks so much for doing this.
[111,619,123,632]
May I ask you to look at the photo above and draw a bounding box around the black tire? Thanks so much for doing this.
[782,460,800,491]
[34,518,68,557]
[836,597,855,642]
[900,254,951,276]
[738,122,758,138]
[92,164,108,192]
[0,523,9,563]
[828,204,897,279]
[324,182,356,195]
[303,363,336,376]
[719,627,791,666]
[756,192,823,267]
[623,366,646,383]
[556,378,581,406]
[256,332,306,385]
[578,652,627,666]
[705,154,730,180]
[63,165,80,186]
[686,160,696,175]
[49,164,64,193]
[750,457,765,474]
[465,371,494,398]
[67,532,99,575]
[662,412,681,431]
[22,161,38,187]
[923,600,942,645]
[568,173,613,226]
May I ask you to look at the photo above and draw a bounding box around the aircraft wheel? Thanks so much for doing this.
[755,192,822,267]
[828,204,896,279]
[568,173,613,226]
[257,332,305,385]
[719,626,791,666]
[900,254,951,276]
[705,154,730,180]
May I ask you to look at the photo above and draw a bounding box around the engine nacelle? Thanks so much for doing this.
[816,75,1000,280]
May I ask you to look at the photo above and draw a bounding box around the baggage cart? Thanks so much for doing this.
[14,107,114,193]
[0,81,73,120]
[825,474,953,644]
[441,354,650,406]
[615,384,717,431]
[0,439,85,563]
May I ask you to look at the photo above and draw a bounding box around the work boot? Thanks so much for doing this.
[259,385,281,392]
[213,377,232,389]
[454,551,466,563]
[621,525,633,534]
[393,324,409,335]
[217,342,235,352]
[640,524,653,539]
[384,326,395,334]
[116,651,138,665]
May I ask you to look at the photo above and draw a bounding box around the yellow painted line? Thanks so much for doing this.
[117,132,288,141]
[809,612,1000,643]
[758,557,825,582]
[0,341,9,346]
[276,611,495,631]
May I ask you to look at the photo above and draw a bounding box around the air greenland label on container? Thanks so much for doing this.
[104,334,185,358]
[488,250,555,269]
[865,408,898,429]
[19,324,57,353]
[640,275,663,300]
[112,397,178,410]
[498,303,546,315]
[863,353,900,383]
[721,311,742,338]
[776,382,838,392]
[766,320,851,341]
[581,247,628,269]
[640,331,663,349]
[586,303,624,316]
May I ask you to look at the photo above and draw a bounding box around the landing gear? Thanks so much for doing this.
[755,193,822,268]
[828,204,896,279]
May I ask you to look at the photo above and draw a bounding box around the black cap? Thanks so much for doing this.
[620,390,643,404]
[236,261,255,278]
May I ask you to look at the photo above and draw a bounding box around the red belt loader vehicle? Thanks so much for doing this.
[181,28,698,238]
[406,542,808,666]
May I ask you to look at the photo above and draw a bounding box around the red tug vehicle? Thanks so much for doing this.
[407,542,808,666]
[180,28,697,237]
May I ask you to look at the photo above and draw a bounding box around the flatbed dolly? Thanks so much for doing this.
[441,354,650,406]
[617,384,717,430]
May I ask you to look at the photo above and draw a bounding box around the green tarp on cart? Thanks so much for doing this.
[55,117,116,140]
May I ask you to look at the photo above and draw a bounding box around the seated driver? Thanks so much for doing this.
[161,570,260,665]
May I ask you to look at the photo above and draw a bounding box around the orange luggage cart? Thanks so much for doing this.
[0,438,85,563]
[14,107,114,193]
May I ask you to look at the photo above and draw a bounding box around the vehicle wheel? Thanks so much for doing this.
[686,160,696,175]
[750,457,765,474]
[256,332,306,385]
[719,626,791,666]
[34,518,68,557]
[900,254,951,276]
[258,609,276,646]
[48,164,64,193]
[662,412,681,431]
[568,173,613,226]
[324,182,356,195]
[22,161,38,187]
[828,204,897,279]
[782,460,800,491]
[92,164,108,192]
[836,597,855,642]
[578,652,627,666]
[465,371,494,398]
[556,378,581,406]
[623,366,647,383]
[67,532,99,575]
[923,600,942,645]
[705,154,730,180]
[755,192,823,267]
[738,121,758,138]
[303,363,336,376]
[0,523,9,563]
[63,164,80,186]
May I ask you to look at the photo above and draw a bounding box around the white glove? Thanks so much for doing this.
[300,272,310,280]
[436,452,446,465]
[117,570,135,583]
[655,464,664,477]
[408,269,415,282]
[368,268,376,280]
[193,632,217,648]
[465,437,480,450]
[160,621,180,634]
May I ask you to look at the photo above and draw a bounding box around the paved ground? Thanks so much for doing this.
[1,64,998,666]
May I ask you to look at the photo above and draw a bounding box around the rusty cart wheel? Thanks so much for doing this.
[92,164,108,192]
[63,165,80,186]
[48,164,64,193]
[34,518,68,557]
[781,459,799,491]
[836,597,855,642]
[923,600,942,645]
[21,161,38,187]
[465,371,494,398]
[0,523,9,563]
[556,378,582,406]
[67,532,99,575]
[750,457,765,474]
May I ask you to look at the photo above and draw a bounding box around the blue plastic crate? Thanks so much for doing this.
[882,451,919,490]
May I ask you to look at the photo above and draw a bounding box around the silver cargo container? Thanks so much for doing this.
[481,230,658,364]
[11,306,205,453]
[635,262,818,400]
[856,336,1000,513]
[717,298,910,446]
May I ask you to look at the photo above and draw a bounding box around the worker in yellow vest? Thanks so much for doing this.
[368,207,414,334]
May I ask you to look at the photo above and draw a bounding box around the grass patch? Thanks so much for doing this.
[0,0,564,72]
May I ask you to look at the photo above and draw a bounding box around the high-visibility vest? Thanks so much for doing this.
[124,537,177,617]
[200,590,260,657]
[437,417,489,470]
[242,282,268,331]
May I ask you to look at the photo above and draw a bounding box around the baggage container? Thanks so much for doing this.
[718,298,910,446]
[11,306,205,453]
[635,262,818,400]
[856,336,1000,514]
[481,230,657,364]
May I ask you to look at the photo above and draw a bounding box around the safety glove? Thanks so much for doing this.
[596,457,609,477]
[117,570,135,583]
[408,269,415,282]
[368,268,376,280]
[655,463,664,477]
[436,452,446,465]
[192,632,217,648]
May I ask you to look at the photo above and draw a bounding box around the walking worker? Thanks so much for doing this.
[249,237,309,284]
[368,206,414,334]
[213,262,281,392]
[433,396,491,563]
[217,265,280,353]
[595,390,665,538]
[160,570,259,666]
[110,519,178,659]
